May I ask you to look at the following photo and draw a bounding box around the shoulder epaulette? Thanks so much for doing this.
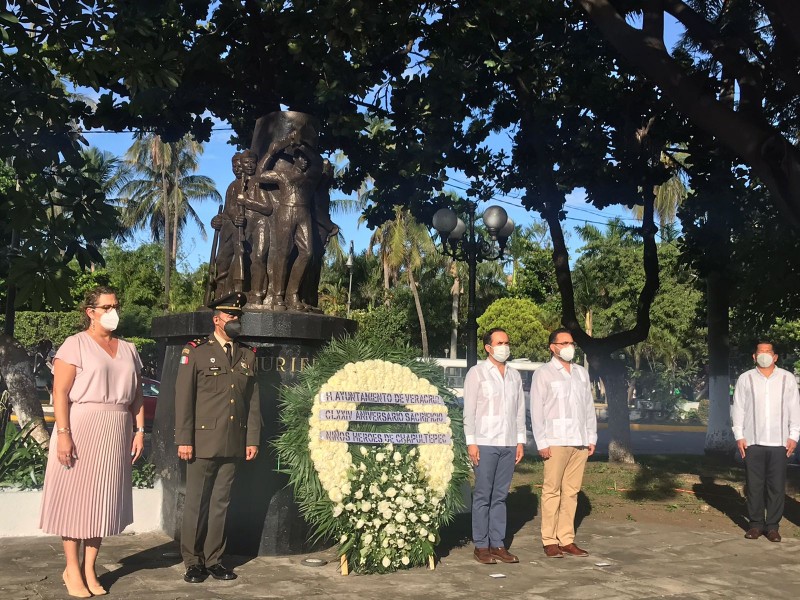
[239,342,257,353]
[186,338,208,348]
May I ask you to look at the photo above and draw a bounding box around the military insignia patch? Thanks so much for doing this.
[241,362,247,369]
[210,357,216,364]
[180,356,189,365]
[181,348,190,355]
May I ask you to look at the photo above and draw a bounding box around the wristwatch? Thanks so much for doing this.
[134,427,146,433]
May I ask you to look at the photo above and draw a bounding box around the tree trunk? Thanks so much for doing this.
[171,167,180,265]
[382,252,391,306]
[408,268,428,358]
[162,169,171,312]
[450,263,460,359]
[593,353,634,463]
[705,259,735,454]
[704,73,736,455]
[0,334,49,446]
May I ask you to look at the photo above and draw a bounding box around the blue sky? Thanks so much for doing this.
[86,127,641,272]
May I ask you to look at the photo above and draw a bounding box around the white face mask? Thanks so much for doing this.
[490,345,511,363]
[99,309,120,332]
[558,345,576,362]
[756,352,774,368]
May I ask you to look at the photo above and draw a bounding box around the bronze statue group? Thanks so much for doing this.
[209,112,338,313]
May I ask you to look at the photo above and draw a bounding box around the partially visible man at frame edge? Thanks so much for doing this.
[463,327,526,565]
[732,339,800,543]
[530,328,597,559]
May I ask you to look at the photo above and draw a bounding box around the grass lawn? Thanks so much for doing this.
[499,454,800,540]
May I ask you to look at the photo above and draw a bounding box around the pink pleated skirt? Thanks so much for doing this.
[39,403,134,538]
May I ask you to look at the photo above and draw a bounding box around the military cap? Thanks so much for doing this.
[209,292,246,315]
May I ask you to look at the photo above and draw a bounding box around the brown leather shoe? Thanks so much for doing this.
[543,544,563,558]
[473,547,497,564]
[490,547,519,563]
[744,528,762,539]
[559,543,589,557]
[765,530,782,543]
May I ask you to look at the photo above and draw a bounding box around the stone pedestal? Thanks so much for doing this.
[150,310,355,556]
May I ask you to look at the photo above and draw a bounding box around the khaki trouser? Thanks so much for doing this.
[540,446,589,546]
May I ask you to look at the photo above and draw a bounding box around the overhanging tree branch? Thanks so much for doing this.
[575,0,800,227]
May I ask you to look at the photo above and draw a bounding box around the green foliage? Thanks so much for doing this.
[574,222,704,404]
[125,337,158,371]
[0,422,48,490]
[1,312,81,348]
[477,298,550,361]
[351,306,412,350]
[170,261,207,313]
[132,460,156,489]
[274,336,470,574]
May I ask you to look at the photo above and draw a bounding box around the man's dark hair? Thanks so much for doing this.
[482,328,507,347]
[549,328,572,346]
[755,339,776,353]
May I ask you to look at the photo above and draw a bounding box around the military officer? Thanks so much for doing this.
[175,292,261,583]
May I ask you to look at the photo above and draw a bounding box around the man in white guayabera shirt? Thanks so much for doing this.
[732,340,800,543]
[463,328,526,565]
[530,328,597,559]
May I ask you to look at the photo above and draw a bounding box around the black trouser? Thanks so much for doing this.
[744,444,787,531]
[181,457,238,568]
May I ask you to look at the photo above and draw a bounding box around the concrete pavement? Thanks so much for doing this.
[2,517,798,599]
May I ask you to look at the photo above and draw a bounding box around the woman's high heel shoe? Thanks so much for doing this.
[62,570,92,598]
[87,583,108,596]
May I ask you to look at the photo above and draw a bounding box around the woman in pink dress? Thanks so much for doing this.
[40,286,146,598]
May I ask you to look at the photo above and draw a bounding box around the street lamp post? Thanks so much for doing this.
[346,240,355,318]
[432,201,514,369]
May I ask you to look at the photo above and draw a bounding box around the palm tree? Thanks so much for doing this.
[380,206,436,357]
[117,135,221,309]
[368,220,399,303]
[630,151,689,228]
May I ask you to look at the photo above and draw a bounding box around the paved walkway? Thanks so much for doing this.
[2,518,797,599]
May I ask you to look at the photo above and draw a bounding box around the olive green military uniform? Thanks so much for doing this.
[175,334,261,569]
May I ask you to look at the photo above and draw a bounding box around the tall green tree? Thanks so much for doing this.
[118,134,220,310]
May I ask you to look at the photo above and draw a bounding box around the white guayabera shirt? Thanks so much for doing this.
[731,366,800,446]
[463,360,526,447]
[530,357,597,450]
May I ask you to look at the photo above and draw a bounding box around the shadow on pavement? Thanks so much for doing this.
[692,475,748,531]
[505,484,538,549]
[575,490,592,532]
[101,540,183,591]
